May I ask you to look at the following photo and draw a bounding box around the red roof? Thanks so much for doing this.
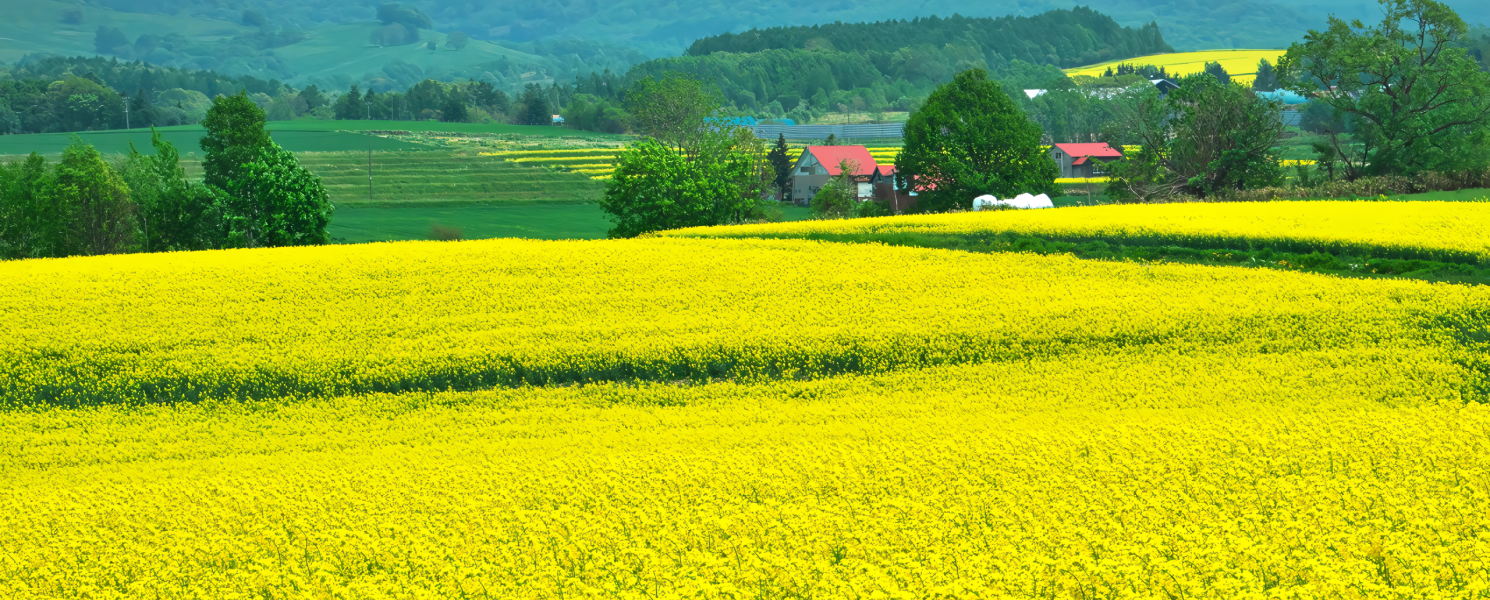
[805,146,878,176]
[1053,143,1123,159]
[878,165,896,175]
[1071,156,1089,166]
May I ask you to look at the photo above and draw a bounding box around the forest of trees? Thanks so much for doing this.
[686,10,1171,68]
[0,56,287,134]
[625,9,1168,123]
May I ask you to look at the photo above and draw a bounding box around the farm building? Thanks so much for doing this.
[792,146,879,204]
[869,165,918,212]
[1050,143,1124,178]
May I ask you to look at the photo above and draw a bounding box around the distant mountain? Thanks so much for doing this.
[4,0,1487,93]
[67,0,1490,55]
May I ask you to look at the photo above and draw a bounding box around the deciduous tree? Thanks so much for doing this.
[201,92,332,248]
[1106,74,1284,200]
[55,138,134,255]
[123,129,224,252]
[601,128,770,238]
[897,69,1057,212]
[1278,0,1490,178]
[624,73,722,157]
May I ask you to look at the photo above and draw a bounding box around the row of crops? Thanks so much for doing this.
[183,151,606,207]
[3,203,1490,597]
[2,202,1489,597]
[664,201,1490,266]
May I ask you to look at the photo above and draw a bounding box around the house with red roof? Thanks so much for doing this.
[1050,143,1124,178]
[791,146,879,204]
[868,165,918,213]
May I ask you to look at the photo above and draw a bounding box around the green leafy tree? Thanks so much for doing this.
[1106,74,1284,200]
[518,84,552,125]
[1252,59,1280,91]
[601,131,768,238]
[201,91,274,193]
[334,86,365,120]
[766,134,793,199]
[441,95,469,123]
[624,73,723,157]
[810,160,858,219]
[123,129,225,252]
[0,154,62,259]
[221,143,334,248]
[1278,0,1490,178]
[897,69,1058,212]
[201,92,331,248]
[55,138,135,256]
[561,95,630,133]
[1203,61,1232,85]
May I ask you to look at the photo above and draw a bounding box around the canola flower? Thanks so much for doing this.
[3,225,1490,598]
[665,201,1490,266]
[2,350,1489,599]
[1065,49,1288,84]
[2,236,1487,407]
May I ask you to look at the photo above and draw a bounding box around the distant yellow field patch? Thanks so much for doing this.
[1065,49,1288,84]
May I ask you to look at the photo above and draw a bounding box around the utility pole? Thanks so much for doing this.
[124,100,130,129]
[367,143,373,202]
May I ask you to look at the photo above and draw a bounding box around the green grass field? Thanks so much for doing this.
[331,203,817,243]
[330,204,614,242]
[0,120,628,158]
[291,152,606,207]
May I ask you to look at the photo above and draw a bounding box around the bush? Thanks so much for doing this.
[429,224,463,241]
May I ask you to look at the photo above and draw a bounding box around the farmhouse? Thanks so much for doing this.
[868,165,918,212]
[1050,143,1123,178]
[792,146,879,204]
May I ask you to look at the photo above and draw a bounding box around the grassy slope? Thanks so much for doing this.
[0,0,243,63]
[290,152,606,207]
[268,25,547,88]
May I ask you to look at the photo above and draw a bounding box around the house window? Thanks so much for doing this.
[801,167,815,175]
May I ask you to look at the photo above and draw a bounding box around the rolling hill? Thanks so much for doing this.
[9,0,1490,92]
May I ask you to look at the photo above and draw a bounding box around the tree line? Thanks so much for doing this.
[0,56,285,134]
[687,9,1171,69]
[0,92,332,259]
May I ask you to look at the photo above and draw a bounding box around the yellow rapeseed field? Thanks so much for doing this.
[3,236,1487,407]
[664,201,1490,266]
[1065,50,1288,84]
[3,350,1489,598]
[3,209,1489,598]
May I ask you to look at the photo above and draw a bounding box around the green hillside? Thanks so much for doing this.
[13,0,1490,90]
[0,0,237,64]
[276,152,605,207]
[263,24,554,88]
